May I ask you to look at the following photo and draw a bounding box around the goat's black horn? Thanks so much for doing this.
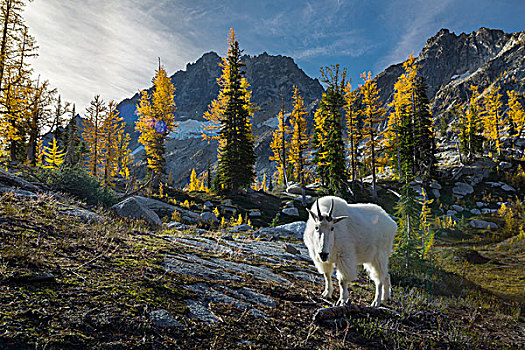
[316,199,321,218]
[328,199,334,219]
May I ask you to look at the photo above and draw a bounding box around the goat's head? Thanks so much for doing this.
[306,199,347,262]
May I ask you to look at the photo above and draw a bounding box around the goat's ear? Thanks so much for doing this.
[333,216,348,224]
[306,208,318,221]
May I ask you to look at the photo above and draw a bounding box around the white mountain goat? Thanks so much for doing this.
[303,196,397,307]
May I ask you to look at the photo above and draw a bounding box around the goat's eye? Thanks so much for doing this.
[330,227,334,231]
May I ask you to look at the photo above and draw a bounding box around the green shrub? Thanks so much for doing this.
[33,166,117,207]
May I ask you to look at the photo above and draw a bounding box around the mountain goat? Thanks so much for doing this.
[304,196,397,307]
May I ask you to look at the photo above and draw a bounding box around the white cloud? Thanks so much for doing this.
[377,0,454,71]
[24,0,203,112]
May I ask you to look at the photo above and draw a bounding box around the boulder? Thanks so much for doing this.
[499,161,512,169]
[470,208,481,215]
[275,222,306,236]
[470,220,498,230]
[294,195,314,205]
[501,184,516,192]
[476,202,487,207]
[282,207,299,217]
[429,181,442,190]
[230,224,253,232]
[59,206,104,223]
[203,201,214,210]
[431,189,441,198]
[224,199,233,206]
[248,210,262,217]
[452,182,473,196]
[111,197,162,226]
[481,208,497,214]
[446,210,458,217]
[132,196,177,217]
[283,243,300,255]
[200,211,218,224]
[286,184,316,195]
[285,201,295,208]
[452,205,464,212]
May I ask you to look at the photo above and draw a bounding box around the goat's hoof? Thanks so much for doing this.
[370,300,381,307]
[336,299,349,306]
[322,290,332,299]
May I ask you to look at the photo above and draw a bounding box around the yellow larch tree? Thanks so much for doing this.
[344,82,361,184]
[135,65,178,191]
[360,71,386,200]
[288,86,309,186]
[42,137,65,169]
[99,101,127,187]
[269,104,290,185]
[82,95,106,176]
[482,84,505,156]
[507,90,524,141]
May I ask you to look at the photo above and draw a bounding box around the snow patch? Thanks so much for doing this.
[169,119,217,140]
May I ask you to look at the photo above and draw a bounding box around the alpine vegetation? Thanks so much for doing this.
[304,196,397,307]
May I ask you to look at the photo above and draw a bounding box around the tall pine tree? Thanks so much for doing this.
[213,29,256,194]
[313,64,348,196]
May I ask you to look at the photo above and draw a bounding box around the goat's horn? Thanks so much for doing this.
[328,199,334,219]
[316,199,321,218]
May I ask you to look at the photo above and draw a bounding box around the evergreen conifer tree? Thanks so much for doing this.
[313,64,348,196]
[213,29,256,194]
[413,77,436,176]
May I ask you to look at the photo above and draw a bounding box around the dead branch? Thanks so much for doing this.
[313,304,401,323]
[117,178,152,201]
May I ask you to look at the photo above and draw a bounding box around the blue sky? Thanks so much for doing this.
[25,0,525,112]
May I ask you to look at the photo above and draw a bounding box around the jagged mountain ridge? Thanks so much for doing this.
[117,51,324,127]
[120,27,524,187]
[375,27,525,118]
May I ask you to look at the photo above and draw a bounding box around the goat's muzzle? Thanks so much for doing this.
[319,252,329,262]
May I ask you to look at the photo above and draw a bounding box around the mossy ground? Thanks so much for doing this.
[1,191,524,349]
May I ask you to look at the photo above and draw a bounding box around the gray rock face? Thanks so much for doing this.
[470,220,498,230]
[58,206,104,223]
[375,28,525,120]
[150,309,183,329]
[0,185,38,198]
[111,197,162,226]
[160,233,317,325]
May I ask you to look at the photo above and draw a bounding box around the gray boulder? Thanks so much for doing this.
[430,181,442,190]
[452,182,474,196]
[286,184,316,195]
[501,184,516,192]
[432,189,441,198]
[132,196,177,217]
[282,207,299,217]
[470,220,498,230]
[452,205,464,212]
[249,210,262,217]
[111,197,162,226]
[276,222,306,236]
[200,211,218,224]
[230,224,253,232]
[470,208,481,215]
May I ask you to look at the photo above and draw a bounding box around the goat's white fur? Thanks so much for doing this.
[303,196,397,307]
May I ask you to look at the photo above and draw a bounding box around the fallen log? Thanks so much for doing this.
[313,304,400,323]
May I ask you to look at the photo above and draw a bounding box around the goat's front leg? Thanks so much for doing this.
[322,271,333,299]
